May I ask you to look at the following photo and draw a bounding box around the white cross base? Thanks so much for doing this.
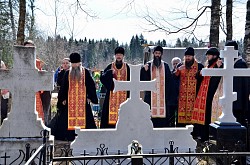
[201,46,250,123]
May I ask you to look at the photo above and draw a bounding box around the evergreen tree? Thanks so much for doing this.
[182,38,190,47]
[162,39,167,47]
[129,36,136,61]
[191,37,198,47]
[198,39,206,47]
[175,38,182,47]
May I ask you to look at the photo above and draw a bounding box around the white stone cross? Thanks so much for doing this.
[113,64,156,100]
[0,46,54,137]
[72,64,197,156]
[201,46,250,123]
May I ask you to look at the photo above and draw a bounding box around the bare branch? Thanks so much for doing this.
[143,5,210,35]
[75,0,97,18]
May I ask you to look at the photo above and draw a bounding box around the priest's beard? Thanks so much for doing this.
[185,59,194,70]
[70,66,82,81]
[115,60,123,69]
[153,56,161,68]
[208,57,218,67]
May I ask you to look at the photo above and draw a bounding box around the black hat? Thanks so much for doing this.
[206,47,220,56]
[69,52,81,63]
[184,47,194,56]
[153,46,163,54]
[115,47,125,55]
[225,40,238,50]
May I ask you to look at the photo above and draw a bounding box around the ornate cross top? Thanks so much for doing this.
[113,64,156,101]
[201,46,250,123]
[0,46,54,137]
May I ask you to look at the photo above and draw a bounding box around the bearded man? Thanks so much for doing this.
[174,47,204,127]
[191,47,223,142]
[100,47,130,128]
[140,45,172,128]
[58,52,98,140]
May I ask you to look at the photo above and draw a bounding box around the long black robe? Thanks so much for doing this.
[56,69,66,87]
[140,61,172,128]
[40,91,51,126]
[195,63,222,142]
[100,63,130,128]
[232,58,249,126]
[54,68,98,141]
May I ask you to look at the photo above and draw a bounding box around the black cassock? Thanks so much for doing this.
[56,69,66,87]
[140,62,172,128]
[196,63,222,142]
[52,68,98,141]
[100,63,130,128]
[232,58,249,126]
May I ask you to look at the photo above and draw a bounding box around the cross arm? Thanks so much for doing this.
[201,68,223,76]
[113,79,131,93]
[0,70,14,90]
[34,71,54,91]
[232,69,250,76]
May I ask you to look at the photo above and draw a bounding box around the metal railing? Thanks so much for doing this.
[52,141,250,165]
[25,130,51,165]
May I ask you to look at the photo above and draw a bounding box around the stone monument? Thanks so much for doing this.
[71,64,196,157]
[202,46,250,154]
[0,46,54,164]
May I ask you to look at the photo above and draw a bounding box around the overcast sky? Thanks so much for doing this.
[35,0,246,44]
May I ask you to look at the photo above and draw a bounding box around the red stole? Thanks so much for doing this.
[36,60,44,121]
[108,62,127,125]
[36,92,44,121]
[151,62,166,118]
[191,62,217,125]
[68,67,87,130]
[177,61,198,124]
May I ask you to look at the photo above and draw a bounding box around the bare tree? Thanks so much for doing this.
[8,0,16,41]
[16,0,26,45]
[209,0,221,47]
[28,0,35,40]
[226,0,232,41]
[243,0,250,65]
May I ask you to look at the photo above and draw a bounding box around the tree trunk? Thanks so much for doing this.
[244,0,250,67]
[8,0,16,41]
[16,0,26,45]
[209,0,221,47]
[28,0,35,40]
[226,0,232,41]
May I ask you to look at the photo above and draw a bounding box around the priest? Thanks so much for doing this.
[100,47,130,128]
[140,45,172,128]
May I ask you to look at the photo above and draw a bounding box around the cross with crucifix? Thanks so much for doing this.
[201,46,250,123]
[0,46,54,137]
[113,64,156,101]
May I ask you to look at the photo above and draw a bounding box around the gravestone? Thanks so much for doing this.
[0,46,54,164]
[201,46,250,162]
[71,64,196,158]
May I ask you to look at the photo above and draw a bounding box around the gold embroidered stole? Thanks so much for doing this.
[211,79,223,122]
[36,92,44,121]
[108,62,127,125]
[191,63,216,125]
[68,68,86,130]
[178,61,198,123]
[151,62,166,118]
